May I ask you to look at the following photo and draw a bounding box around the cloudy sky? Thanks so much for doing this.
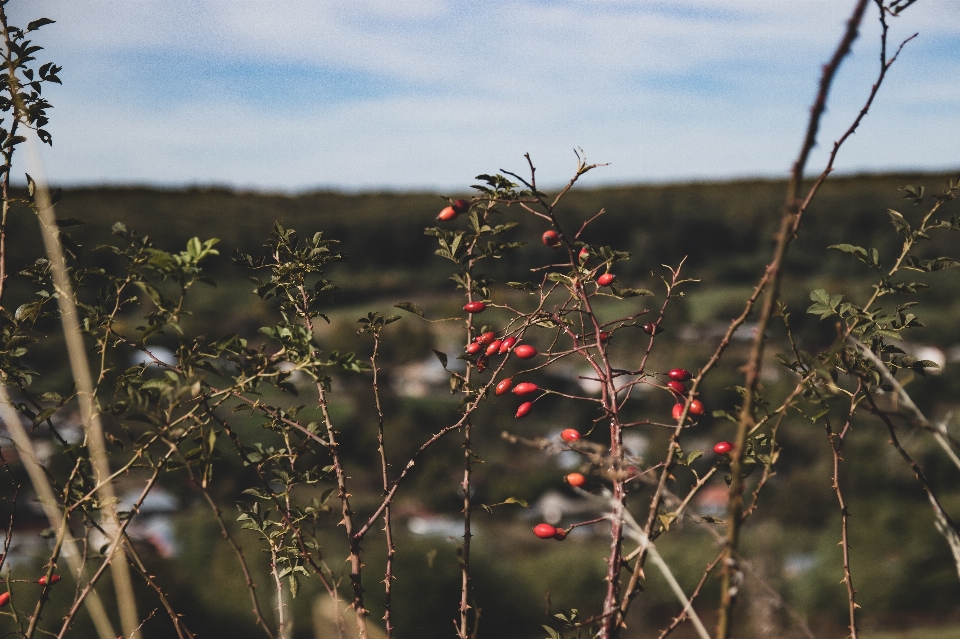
[9,1,960,192]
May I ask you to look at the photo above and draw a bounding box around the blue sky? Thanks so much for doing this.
[10,1,960,192]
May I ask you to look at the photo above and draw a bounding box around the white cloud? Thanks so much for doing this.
[9,0,960,190]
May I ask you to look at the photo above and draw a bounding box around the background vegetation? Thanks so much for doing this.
[5,173,959,637]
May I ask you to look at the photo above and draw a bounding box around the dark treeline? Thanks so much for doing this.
[16,171,956,291]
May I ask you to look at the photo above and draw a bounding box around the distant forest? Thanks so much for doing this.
[17,171,959,339]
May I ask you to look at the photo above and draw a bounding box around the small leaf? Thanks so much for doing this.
[616,287,654,298]
[507,281,537,293]
[394,302,424,317]
[27,18,56,31]
[55,217,86,228]
[658,512,678,532]
[542,625,562,639]
[887,209,911,235]
[432,349,448,369]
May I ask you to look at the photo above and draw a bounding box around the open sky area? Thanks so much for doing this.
[10,0,960,192]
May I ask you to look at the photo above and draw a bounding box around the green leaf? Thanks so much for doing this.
[612,286,654,298]
[502,497,530,508]
[901,255,959,273]
[658,511,678,532]
[546,272,572,285]
[133,281,164,307]
[924,257,960,272]
[828,244,880,269]
[27,18,56,31]
[394,302,424,317]
[32,407,58,426]
[807,289,842,319]
[432,349,448,369]
[55,217,86,228]
[887,209,911,235]
[506,281,536,293]
[542,625,562,639]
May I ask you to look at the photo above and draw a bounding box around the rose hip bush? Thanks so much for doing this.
[1,3,959,639]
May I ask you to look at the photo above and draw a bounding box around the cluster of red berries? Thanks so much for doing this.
[666,368,705,420]
[466,330,539,404]
[454,220,695,541]
[0,574,61,607]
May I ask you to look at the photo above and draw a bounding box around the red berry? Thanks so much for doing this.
[476,356,488,372]
[499,336,517,354]
[38,574,61,586]
[452,199,470,213]
[560,428,581,443]
[533,523,557,539]
[476,331,497,345]
[513,344,537,359]
[438,206,458,221]
[672,404,685,420]
[495,378,513,396]
[688,399,705,415]
[579,247,589,261]
[565,472,586,488]
[552,528,568,541]
[599,331,611,343]
[516,402,533,418]
[668,368,692,382]
[0,591,8,607]
[666,381,687,395]
[713,441,733,455]
[643,323,663,336]
[463,301,486,314]
[466,342,482,355]
[485,340,503,357]
[597,273,615,287]
[542,230,561,247]
[512,382,538,396]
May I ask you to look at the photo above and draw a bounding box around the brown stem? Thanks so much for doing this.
[214,414,343,617]
[657,551,724,639]
[825,382,863,639]
[616,269,690,624]
[0,8,20,306]
[57,455,171,639]
[863,391,959,533]
[297,287,367,639]
[187,459,277,639]
[717,3,871,636]
[371,332,396,638]
[458,219,483,639]
[122,540,195,639]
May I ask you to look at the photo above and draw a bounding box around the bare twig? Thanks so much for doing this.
[25,123,140,639]
[825,381,863,639]
[186,458,277,639]
[370,330,396,639]
[718,3,877,635]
